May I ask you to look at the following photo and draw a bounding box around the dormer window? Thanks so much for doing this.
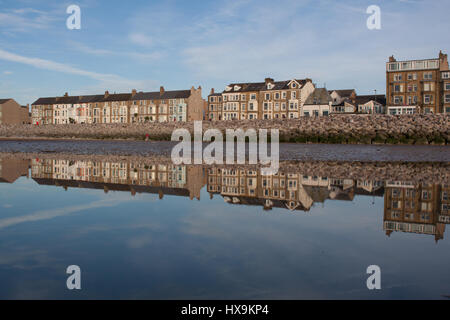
[225,86,232,92]
[267,83,275,90]
[292,83,297,88]
[234,85,241,91]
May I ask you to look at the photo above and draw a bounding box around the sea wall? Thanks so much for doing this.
[0,114,449,145]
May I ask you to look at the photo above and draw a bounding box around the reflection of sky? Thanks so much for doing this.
[0,177,449,299]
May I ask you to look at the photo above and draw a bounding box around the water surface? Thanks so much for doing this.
[0,148,449,300]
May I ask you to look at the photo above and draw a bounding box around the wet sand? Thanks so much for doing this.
[0,139,449,162]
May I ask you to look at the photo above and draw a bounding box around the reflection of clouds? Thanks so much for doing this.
[2,204,13,208]
[0,199,130,229]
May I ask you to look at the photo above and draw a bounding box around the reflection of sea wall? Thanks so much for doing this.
[1,152,448,184]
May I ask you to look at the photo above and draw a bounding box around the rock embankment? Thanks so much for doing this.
[0,114,449,145]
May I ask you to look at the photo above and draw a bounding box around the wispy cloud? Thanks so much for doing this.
[0,48,155,92]
[0,7,61,33]
[68,41,164,63]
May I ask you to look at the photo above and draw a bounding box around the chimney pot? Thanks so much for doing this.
[160,86,165,96]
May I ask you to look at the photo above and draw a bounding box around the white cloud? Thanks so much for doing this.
[0,48,154,92]
[3,71,13,75]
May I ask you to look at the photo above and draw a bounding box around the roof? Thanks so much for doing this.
[354,94,386,106]
[223,79,310,93]
[304,88,332,105]
[328,89,356,98]
[32,89,193,106]
[0,99,12,104]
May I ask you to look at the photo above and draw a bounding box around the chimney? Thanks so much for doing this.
[191,86,195,94]
[64,92,69,97]
[210,88,215,95]
[265,77,274,85]
[389,55,396,62]
[132,89,137,97]
[160,86,165,96]
[104,91,109,98]
[439,50,449,71]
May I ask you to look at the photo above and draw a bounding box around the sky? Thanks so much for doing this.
[0,0,449,105]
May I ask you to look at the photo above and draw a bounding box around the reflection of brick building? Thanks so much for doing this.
[384,182,449,242]
[205,168,381,212]
[31,159,205,200]
[0,158,30,183]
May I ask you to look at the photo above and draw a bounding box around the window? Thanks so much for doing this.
[407,73,417,80]
[423,72,433,80]
[241,94,246,101]
[393,74,402,81]
[394,96,404,104]
[423,83,434,91]
[445,94,450,103]
[424,95,432,104]
[443,72,450,79]
[250,94,256,100]
[304,111,310,117]
[275,92,280,99]
[265,93,270,100]
[249,103,254,111]
[445,83,450,91]
[394,84,403,92]
[292,91,297,99]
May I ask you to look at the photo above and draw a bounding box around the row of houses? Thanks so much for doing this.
[30,86,204,125]
[1,51,448,125]
[207,80,389,121]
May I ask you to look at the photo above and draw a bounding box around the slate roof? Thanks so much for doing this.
[223,79,310,93]
[304,88,332,105]
[354,94,387,106]
[328,89,355,98]
[32,89,193,106]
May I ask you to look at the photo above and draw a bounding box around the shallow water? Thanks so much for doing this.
[0,145,449,299]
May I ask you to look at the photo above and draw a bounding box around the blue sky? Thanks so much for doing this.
[0,0,449,105]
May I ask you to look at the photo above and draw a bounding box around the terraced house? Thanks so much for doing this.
[31,86,204,125]
[208,78,315,120]
[386,51,449,114]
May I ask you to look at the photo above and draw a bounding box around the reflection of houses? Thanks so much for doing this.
[31,159,204,200]
[384,182,450,242]
[206,168,383,212]
[0,158,30,183]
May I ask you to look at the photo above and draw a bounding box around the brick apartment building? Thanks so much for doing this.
[386,51,449,114]
[207,78,315,121]
[31,86,204,125]
[0,99,30,124]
